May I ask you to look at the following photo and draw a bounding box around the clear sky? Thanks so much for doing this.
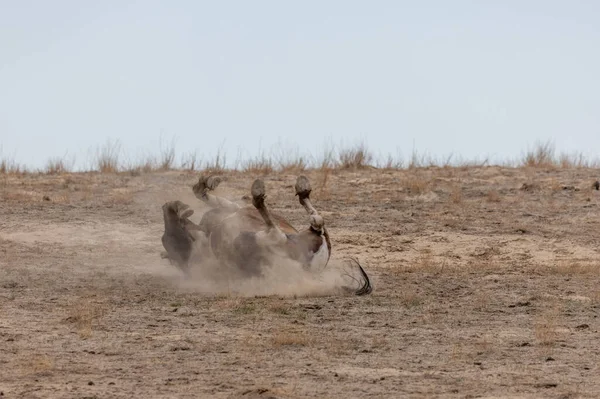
[1,1,599,169]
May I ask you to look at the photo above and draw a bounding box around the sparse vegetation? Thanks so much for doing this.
[3,158,600,397]
[337,142,373,170]
[534,305,561,348]
[2,139,600,175]
[94,139,121,173]
[522,140,599,169]
[44,157,71,175]
[65,299,106,339]
[272,331,310,347]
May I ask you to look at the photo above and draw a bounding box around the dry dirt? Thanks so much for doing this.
[1,166,600,398]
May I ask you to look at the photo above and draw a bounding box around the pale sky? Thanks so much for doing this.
[1,1,599,169]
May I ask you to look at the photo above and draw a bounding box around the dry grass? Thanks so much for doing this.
[399,290,424,308]
[550,261,600,275]
[337,142,373,170]
[0,157,26,175]
[242,153,274,175]
[267,302,292,315]
[106,188,135,205]
[534,305,562,349]
[402,174,431,195]
[44,157,71,175]
[22,354,54,376]
[316,166,332,200]
[65,299,107,339]
[4,162,600,397]
[450,184,462,204]
[181,151,200,171]
[522,140,599,169]
[272,331,310,347]
[159,135,177,171]
[94,139,121,173]
[522,141,556,168]
[408,252,445,274]
[4,139,600,176]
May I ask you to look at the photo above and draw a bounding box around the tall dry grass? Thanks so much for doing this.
[521,140,599,168]
[2,139,599,176]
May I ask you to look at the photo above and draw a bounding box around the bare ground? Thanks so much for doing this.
[1,166,600,398]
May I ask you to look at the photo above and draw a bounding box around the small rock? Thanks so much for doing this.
[43,195,51,201]
[593,181,599,190]
[88,381,94,386]
[576,324,590,330]
[546,357,555,361]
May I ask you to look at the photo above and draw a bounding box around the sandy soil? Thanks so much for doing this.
[1,166,600,398]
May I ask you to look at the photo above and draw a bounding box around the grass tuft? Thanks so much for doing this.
[338,142,373,170]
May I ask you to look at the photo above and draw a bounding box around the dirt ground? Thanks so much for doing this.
[1,166,600,398]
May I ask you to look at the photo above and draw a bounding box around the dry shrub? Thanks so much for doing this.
[521,141,599,169]
[181,151,200,171]
[159,135,176,171]
[95,139,121,173]
[338,142,373,170]
[45,157,70,175]
[559,152,597,168]
[123,156,156,176]
[205,147,227,173]
[380,152,403,169]
[522,141,556,168]
[278,156,307,173]
[272,331,310,347]
[271,143,308,172]
[0,157,26,175]
[242,153,274,175]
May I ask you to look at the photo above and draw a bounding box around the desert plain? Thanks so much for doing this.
[1,164,600,398]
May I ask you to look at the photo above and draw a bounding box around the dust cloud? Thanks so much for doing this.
[163,256,370,298]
